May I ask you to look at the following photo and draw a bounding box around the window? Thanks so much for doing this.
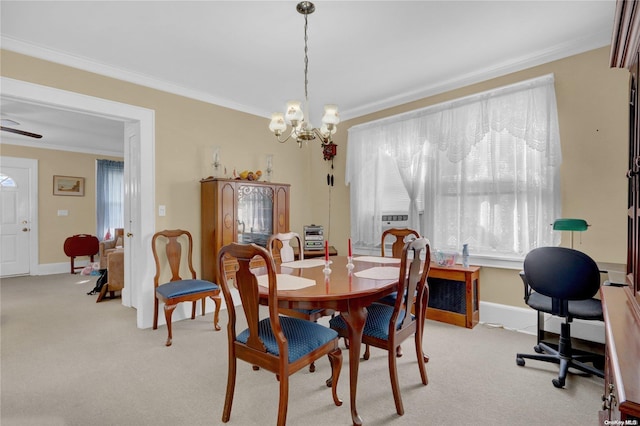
[0,174,17,188]
[96,159,124,240]
[346,74,561,260]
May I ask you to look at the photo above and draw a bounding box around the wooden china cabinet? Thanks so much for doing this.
[602,1,640,423]
[200,178,290,283]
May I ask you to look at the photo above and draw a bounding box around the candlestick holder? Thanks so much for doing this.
[346,256,354,270]
[323,260,332,274]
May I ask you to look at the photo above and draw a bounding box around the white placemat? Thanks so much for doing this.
[281,259,327,269]
[354,266,400,280]
[257,274,316,290]
[353,256,401,264]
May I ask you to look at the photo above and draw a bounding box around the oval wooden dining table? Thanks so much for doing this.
[256,255,401,426]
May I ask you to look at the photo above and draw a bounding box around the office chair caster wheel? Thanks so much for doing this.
[534,345,544,354]
[516,357,525,366]
[552,378,565,388]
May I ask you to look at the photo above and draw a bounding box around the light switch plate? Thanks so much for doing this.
[158,205,166,216]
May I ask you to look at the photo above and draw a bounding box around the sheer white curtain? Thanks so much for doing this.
[346,74,561,258]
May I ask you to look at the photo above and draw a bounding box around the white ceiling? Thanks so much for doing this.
[0,1,616,156]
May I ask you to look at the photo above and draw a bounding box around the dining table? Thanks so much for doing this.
[256,254,402,425]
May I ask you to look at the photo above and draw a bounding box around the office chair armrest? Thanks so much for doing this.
[519,271,532,302]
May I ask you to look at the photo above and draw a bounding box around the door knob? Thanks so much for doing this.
[22,228,29,232]
[127,232,133,237]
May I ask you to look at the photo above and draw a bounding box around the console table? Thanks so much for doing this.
[293,245,338,259]
[426,264,481,329]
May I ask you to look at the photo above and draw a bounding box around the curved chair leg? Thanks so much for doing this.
[163,303,177,346]
[328,348,343,406]
[190,300,197,319]
[211,295,222,331]
[153,298,159,330]
[396,345,403,357]
[363,344,371,360]
[222,354,237,423]
[388,345,404,416]
[276,374,290,426]
[414,328,428,385]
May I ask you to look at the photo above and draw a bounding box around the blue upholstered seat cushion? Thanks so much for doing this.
[329,303,408,340]
[237,316,338,363]
[156,279,218,299]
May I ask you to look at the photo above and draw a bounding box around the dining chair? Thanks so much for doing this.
[152,229,221,346]
[329,237,431,416]
[377,227,421,357]
[381,227,420,258]
[217,242,343,426]
[268,232,335,373]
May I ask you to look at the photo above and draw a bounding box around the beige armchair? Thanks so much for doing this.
[97,228,125,303]
[99,228,124,269]
[97,249,124,302]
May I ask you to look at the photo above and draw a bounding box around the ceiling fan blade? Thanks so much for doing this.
[1,126,43,139]
[1,118,20,126]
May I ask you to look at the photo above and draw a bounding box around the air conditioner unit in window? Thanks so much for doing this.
[381,212,410,231]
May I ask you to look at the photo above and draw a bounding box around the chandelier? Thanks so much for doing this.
[268,1,340,150]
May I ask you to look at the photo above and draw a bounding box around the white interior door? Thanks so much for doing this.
[0,157,38,277]
[121,122,139,308]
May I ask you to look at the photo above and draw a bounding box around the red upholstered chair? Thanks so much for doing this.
[152,229,221,346]
[217,242,342,426]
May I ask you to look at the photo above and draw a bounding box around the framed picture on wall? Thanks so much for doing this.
[53,175,85,196]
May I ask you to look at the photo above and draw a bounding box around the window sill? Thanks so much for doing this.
[353,247,524,270]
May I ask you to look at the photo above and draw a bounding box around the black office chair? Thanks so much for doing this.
[515,246,604,388]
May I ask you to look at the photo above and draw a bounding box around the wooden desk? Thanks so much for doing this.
[426,264,481,329]
[258,256,399,425]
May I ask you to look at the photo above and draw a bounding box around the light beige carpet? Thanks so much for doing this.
[1,273,604,425]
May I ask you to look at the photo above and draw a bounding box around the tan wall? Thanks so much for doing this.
[0,144,122,264]
[1,46,630,310]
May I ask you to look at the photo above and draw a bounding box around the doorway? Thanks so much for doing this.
[1,77,156,329]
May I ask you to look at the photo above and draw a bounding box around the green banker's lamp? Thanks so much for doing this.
[553,218,589,249]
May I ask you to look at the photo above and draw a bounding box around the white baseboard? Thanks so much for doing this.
[36,262,76,275]
[479,301,605,344]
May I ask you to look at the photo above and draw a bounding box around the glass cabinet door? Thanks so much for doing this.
[237,184,274,247]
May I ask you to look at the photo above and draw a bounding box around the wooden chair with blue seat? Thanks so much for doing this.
[268,232,335,372]
[152,229,221,346]
[515,246,605,388]
[217,242,343,426]
[376,227,421,358]
[330,237,431,416]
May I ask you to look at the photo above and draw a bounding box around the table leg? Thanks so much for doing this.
[340,304,367,426]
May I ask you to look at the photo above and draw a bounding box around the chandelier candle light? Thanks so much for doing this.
[268,1,340,148]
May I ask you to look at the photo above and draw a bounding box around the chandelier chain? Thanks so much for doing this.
[304,12,309,102]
